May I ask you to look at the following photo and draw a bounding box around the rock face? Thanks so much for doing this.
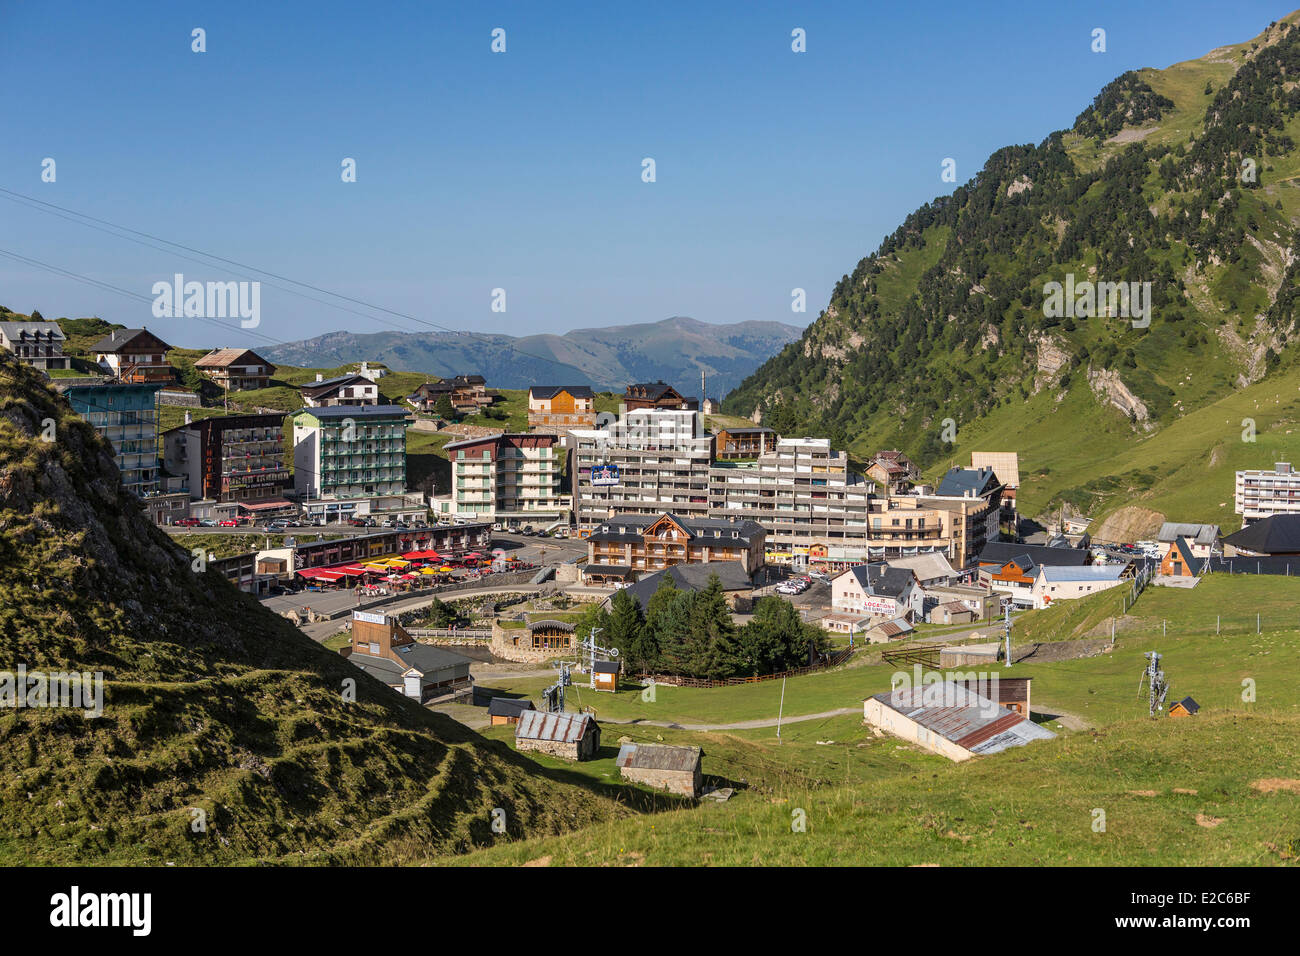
[0,352,620,865]
[1088,367,1150,425]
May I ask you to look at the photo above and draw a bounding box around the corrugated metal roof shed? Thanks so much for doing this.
[515,710,595,743]
[872,683,1054,756]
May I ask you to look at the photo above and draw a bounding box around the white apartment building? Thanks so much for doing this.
[435,432,568,524]
[708,440,1000,569]
[571,408,714,532]
[1236,462,1300,522]
[708,437,875,565]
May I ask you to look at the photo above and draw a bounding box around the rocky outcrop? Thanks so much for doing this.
[1088,367,1150,425]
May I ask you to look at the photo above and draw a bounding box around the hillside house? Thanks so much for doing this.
[922,583,998,622]
[977,542,1088,608]
[515,710,600,761]
[90,328,175,384]
[861,616,914,643]
[1031,564,1127,608]
[866,450,919,493]
[0,320,68,371]
[886,551,957,588]
[929,601,976,625]
[1169,697,1200,719]
[584,512,767,582]
[616,743,704,797]
[299,372,379,407]
[1222,514,1300,556]
[193,348,275,391]
[623,381,697,411]
[1158,538,1203,578]
[831,564,923,621]
[489,619,578,664]
[527,385,596,431]
[1157,523,1219,560]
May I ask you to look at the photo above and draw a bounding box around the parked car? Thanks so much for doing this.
[199,518,219,527]
[174,517,200,527]
[218,519,239,527]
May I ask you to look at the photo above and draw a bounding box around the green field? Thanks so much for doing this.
[446,574,1300,865]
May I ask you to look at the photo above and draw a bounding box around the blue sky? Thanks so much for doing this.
[0,0,1292,349]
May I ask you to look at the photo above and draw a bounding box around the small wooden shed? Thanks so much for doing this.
[487,696,536,726]
[592,659,621,693]
[616,743,704,797]
[1170,696,1200,718]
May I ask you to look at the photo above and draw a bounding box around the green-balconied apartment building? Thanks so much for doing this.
[292,405,413,516]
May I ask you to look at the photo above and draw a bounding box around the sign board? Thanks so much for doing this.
[864,598,895,617]
[591,464,620,487]
[353,610,386,625]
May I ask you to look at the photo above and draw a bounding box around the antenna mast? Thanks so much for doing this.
[1137,651,1169,716]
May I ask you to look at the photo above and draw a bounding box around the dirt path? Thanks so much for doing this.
[591,707,860,732]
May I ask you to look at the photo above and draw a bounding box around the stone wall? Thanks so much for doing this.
[490,622,572,663]
[516,737,580,761]
[620,766,700,798]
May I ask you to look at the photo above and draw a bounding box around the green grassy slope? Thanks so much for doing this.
[445,576,1300,865]
[724,12,1300,528]
[0,351,623,864]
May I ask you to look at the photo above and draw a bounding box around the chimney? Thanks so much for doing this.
[316,373,323,382]
[184,410,192,425]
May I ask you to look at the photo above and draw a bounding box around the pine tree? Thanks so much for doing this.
[607,588,647,668]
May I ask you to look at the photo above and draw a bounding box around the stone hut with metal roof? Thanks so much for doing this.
[515,710,601,761]
[616,742,704,797]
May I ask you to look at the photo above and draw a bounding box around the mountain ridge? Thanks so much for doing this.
[261,315,802,398]
[723,11,1300,524]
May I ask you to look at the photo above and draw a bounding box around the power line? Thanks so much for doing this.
[0,186,622,382]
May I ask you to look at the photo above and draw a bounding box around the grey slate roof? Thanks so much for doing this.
[349,643,472,681]
[615,742,702,772]
[625,561,753,610]
[299,372,371,395]
[936,466,1001,498]
[588,513,765,547]
[845,563,916,599]
[89,327,172,352]
[296,404,410,419]
[0,320,64,342]
[592,660,621,674]
[487,696,536,718]
[1158,522,1220,546]
[1222,514,1300,554]
[978,542,1088,569]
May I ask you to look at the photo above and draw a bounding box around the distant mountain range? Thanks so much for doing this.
[261,316,803,398]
